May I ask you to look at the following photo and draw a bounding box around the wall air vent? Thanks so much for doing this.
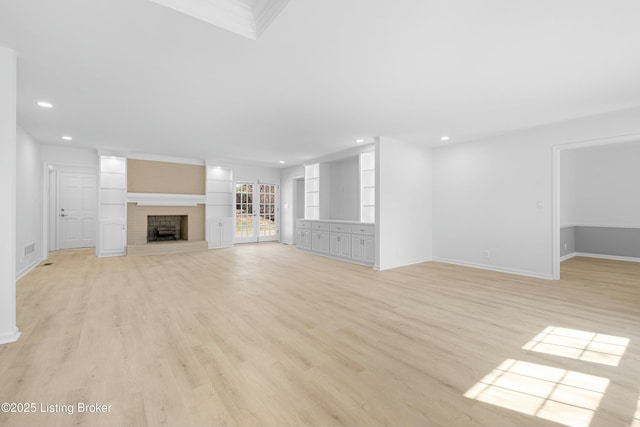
[24,242,35,257]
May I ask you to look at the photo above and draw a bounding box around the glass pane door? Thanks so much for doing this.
[235,181,278,243]
[259,184,277,239]
[235,182,254,242]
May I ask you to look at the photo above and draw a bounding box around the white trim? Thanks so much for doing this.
[568,224,640,229]
[0,328,21,345]
[560,253,576,262]
[127,192,206,206]
[254,0,291,37]
[574,252,640,263]
[374,257,432,271]
[16,257,42,281]
[552,144,561,280]
[433,257,554,280]
[127,152,205,166]
[297,247,375,268]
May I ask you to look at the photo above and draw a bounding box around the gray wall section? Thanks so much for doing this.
[575,226,640,258]
[560,226,576,257]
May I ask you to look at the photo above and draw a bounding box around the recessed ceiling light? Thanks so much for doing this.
[356,139,365,143]
[441,136,450,141]
[279,160,285,164]
[37,101,53,108]
[61,136,72,141]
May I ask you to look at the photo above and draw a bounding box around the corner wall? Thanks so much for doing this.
[0,46,19,344]
[16,127,42,279]
[376,137,433,270]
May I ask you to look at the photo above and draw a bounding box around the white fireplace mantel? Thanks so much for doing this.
[127,192,206,207]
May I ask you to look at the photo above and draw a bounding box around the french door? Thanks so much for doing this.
[235,181,279,243]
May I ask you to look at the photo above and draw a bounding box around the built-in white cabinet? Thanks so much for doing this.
[311,222,330,254]
[208,217,234,248]
[330,232,351,258]
[296,221,312,250]
[100,219,126,255]
[206,166,234,249]
[350,224,375,264]
[98,156,127,257]
[297,219,374,266]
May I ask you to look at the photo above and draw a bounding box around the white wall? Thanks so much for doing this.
[574,141,640,227]
[41,144,99,167]
[376,137,433,270]
[232,163,280,184]
[433,106,640,279]
[560,149,577,228]
[0,46,20,344]
[280,164,304,244]
[329,156,359,221]
[295,179,304,219]
[16,127,42,279]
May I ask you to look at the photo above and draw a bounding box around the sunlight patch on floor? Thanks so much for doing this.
[464,359,609,427]
[522,326,629,367]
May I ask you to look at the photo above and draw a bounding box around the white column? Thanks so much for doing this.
[0,46,20,344]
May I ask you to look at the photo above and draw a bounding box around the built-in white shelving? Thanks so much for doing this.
[304,163,330,220]
[98,156,127,257]
[206,166,234,248]
[360,151,375,223]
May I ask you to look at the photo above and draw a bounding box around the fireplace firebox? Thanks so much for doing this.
[147,215,188,242]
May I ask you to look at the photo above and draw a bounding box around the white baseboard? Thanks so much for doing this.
[433,257,554,280]
[97,252,127,258]
[374,257,433,271]
[573,252,640,263]
[16,257,42,281]
[560,253,576,262]
[208,243,233,250]
[0,328,21,345]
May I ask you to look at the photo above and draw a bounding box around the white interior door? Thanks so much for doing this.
[58,172,97,249]
[235,180,279,243]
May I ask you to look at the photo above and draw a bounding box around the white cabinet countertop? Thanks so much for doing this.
[297,219,374,225]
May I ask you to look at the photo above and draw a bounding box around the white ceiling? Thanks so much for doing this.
[2,0,640,166]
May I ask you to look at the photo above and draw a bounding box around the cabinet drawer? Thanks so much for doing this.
[311,222,330,231]
[351,224,374,236]
[330,223,350,233]
[297,220,311,229]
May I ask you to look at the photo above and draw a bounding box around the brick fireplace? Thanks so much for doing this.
[127,204,205,246]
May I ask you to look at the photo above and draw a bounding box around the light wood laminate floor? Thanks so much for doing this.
[1,244,639,427]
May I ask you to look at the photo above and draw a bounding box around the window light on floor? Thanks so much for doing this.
[464,358,609,427]
[522,326,629,367]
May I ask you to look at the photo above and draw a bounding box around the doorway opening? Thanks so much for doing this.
[552,133,640,279]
